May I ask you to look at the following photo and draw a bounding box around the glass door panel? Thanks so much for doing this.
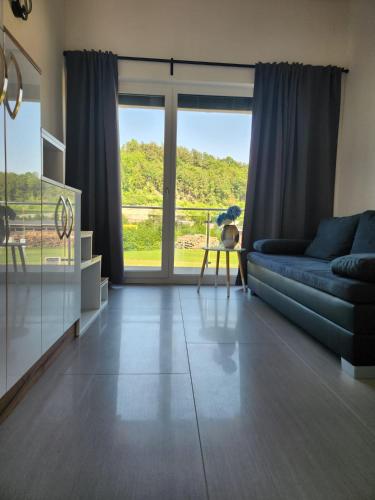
[0,30,5,397]
[119,94,165,272]
[41,180,65,353]
[5,34,42,388]
[174,94,252,275]
[64,187,80,331]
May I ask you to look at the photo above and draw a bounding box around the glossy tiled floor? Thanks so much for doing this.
[1,285,375,499]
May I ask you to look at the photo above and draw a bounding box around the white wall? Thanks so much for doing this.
[4,0,65,141]
[334,0,375,215]
[66,0,365,214]
[5,0,374,214]
[64,0,351,68]
[14,0,368,217]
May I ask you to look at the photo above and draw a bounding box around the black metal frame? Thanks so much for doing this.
[63,53,349,76]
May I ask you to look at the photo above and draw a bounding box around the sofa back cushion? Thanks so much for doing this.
[351,211,375,253]
[304,215,360,260]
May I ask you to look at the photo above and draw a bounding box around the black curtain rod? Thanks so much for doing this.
[116,55,349,76]
[63,52,349,76]
[117,55,256,75]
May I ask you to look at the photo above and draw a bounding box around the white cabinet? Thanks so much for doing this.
[41,180,66,352]
[5,30,42,389]
[41,180,81,353]
[0,29,81,398]
[63,187,81,332]
[0,27,5,398]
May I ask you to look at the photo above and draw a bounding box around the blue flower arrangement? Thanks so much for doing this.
[216,205,242,227]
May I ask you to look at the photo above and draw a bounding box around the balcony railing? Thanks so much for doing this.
[122,204,243,271]
[1,202,243,272]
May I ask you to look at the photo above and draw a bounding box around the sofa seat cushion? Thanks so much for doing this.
[248,252,375,304]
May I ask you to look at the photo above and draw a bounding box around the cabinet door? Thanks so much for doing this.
[64,189,81,331]
[0,29,6,398]
[41,181,66,353]
[5,33,42,389]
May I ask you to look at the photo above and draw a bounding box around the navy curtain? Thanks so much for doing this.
[65,51,124,283]
[239,62,342,279]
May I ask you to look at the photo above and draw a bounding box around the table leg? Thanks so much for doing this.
[197,249,209,293]
[237,251,246,292]
[19,245,26,273]
[226,251,230,298]
[215,251,220,287]
[11,246,17,272]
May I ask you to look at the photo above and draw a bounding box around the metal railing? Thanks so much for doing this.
[1,201,68,234]
[3,203,243,264]
[121,205,241,266]
[122,204,228,250]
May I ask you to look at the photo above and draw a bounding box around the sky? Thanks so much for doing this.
[119,107,252,164]
[5,102,42,175]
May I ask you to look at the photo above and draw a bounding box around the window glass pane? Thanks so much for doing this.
[174,95,252,275]
[119,94,165,271]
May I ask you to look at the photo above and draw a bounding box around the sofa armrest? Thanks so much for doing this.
[253,239,312,255]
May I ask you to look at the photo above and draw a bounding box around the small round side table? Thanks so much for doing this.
[197,246,246,298]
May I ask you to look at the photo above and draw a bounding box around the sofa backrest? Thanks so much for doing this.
[351,211,375,254]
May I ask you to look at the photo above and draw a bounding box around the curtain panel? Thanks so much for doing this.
[240,62,342,279]
[65,50,124,283]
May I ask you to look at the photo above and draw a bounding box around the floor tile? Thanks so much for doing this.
[188,342,375,500]
[63,320,189,375]
[103,307,183,325]
[108,286,181,312]
[0,374,206,500]
[3,285,375,500]
[181,296,277,343]
[180,295,256,319]
[250,296,375,430]
[179,285,247,300]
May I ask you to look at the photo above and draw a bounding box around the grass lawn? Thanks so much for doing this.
[2,248,240,271]
[0,248,65,265]
[124,248,239,269]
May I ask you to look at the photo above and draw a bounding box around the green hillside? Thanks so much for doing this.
[120,140,249,208]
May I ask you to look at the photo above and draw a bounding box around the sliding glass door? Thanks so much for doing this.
[119,92,168,276]
[174,94,251,275]
[118,84,252,282]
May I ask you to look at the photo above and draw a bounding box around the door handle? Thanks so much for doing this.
[0,46,8,105]
[55,195,67,240]
[5,52,23,120]
[65,197,74,239]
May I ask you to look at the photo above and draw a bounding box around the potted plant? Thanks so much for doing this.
[216,205,242,249]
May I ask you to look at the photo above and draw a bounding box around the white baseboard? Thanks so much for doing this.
[341,358,375,379]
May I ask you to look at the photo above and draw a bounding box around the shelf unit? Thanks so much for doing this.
[81,254,102,271]
[41,131,108,336]
[42,129,65,183]
[80,233,108,335]
[81,231,93,261]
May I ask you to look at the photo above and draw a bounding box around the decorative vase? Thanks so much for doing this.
[221,224,239,249]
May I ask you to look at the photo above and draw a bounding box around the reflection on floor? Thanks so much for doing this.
[1,285,375,499]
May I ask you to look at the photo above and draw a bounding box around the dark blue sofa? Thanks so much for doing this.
[247,218,375,378]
